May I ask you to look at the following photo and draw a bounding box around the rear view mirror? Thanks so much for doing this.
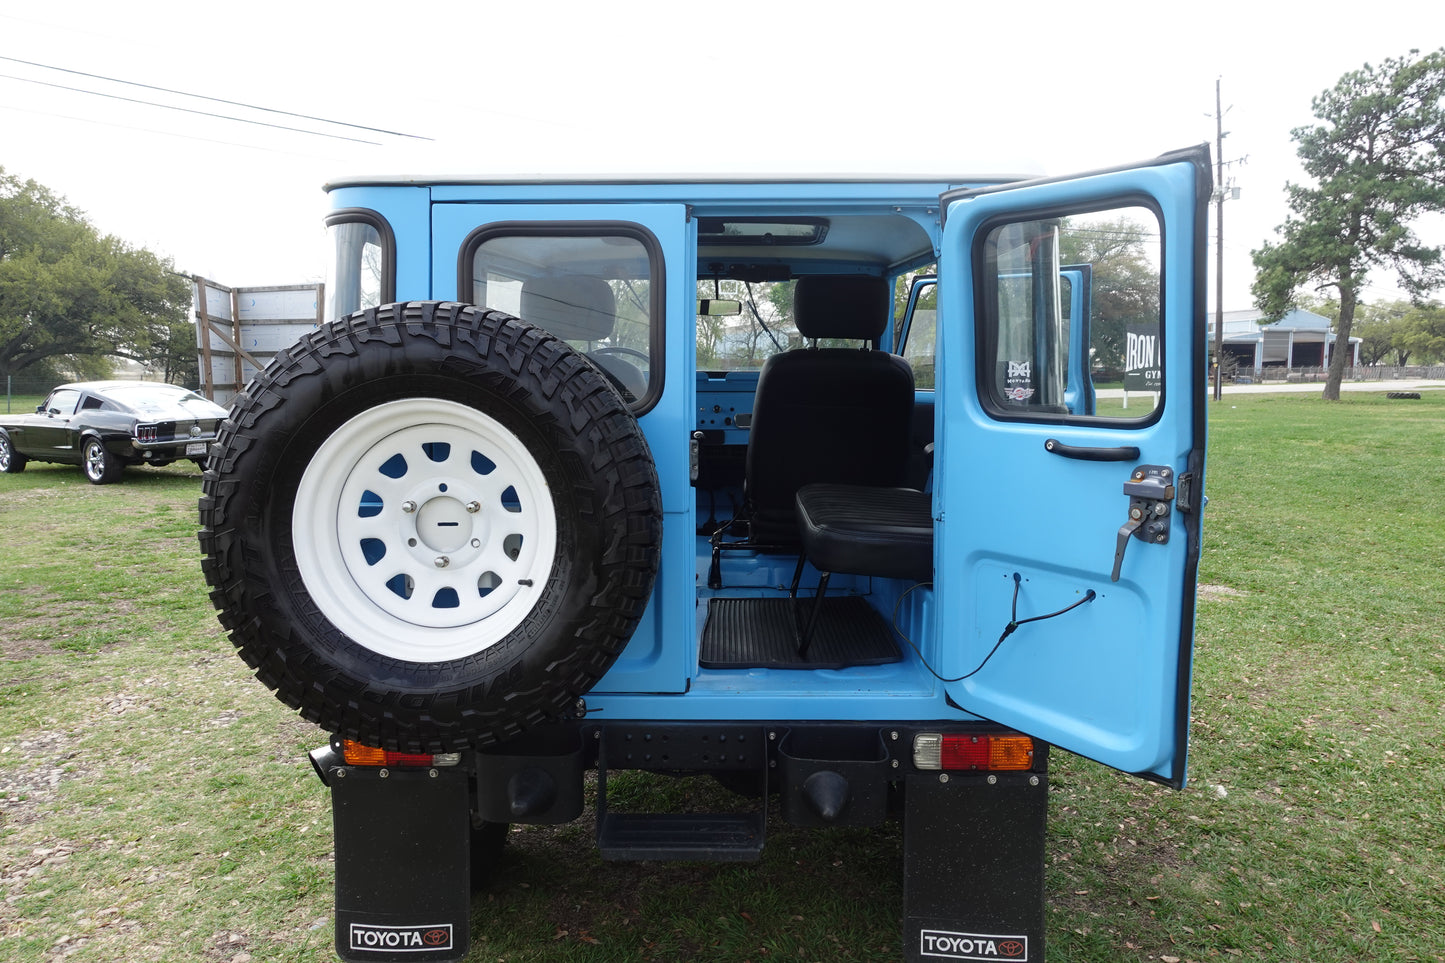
[697,299,742,317]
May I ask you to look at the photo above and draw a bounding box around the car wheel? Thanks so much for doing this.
[199,301,662,752]
[0,435,25,473]
[82,438,122,484]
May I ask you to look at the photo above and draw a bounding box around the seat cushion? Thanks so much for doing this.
[795,483,934,582]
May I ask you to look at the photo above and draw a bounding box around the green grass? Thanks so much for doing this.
[3,394,47,415]
[2,392,1444,962]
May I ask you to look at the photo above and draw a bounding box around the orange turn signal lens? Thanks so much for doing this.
[340,740,462,768]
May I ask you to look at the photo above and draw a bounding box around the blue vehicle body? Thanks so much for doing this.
[218,147,1211,962]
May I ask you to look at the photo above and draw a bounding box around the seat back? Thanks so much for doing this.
[520,275,616,340]
[743,276,915,545]
[520,276,645,398]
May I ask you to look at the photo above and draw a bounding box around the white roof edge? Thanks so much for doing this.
[323,172,1027,191]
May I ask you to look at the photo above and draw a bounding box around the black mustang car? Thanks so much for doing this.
[0,381,227,484]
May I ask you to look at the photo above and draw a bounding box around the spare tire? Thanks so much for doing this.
[199,302,662,752]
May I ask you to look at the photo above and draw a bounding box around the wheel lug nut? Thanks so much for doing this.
[435,556,450,568]
[402,500,418,514]
[465,500,481,514]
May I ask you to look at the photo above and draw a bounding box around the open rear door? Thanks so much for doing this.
[934,147,1210,787]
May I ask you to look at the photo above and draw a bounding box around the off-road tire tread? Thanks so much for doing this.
[198,302,662,752]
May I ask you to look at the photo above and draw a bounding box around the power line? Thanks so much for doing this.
[0,54,433,141]
[0,101,352,162]
[0,71,384,145]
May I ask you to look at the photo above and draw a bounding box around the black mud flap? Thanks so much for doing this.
[323,756,471,962]
[902,771,1046,962]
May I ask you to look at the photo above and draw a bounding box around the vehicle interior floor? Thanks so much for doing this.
[692,535,939,697]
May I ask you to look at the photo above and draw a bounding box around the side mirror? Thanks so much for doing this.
[697,299,742,317]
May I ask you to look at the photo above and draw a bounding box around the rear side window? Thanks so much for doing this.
[325,210,394,322]
[466,229,660,411]
[978,205,1162,422]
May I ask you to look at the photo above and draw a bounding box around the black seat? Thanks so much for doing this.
[795,484,934,581]
[709,276,914,587]
[790,482,935,655]
[520,275,646,399]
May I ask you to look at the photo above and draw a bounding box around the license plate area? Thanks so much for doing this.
[186,442,207,456]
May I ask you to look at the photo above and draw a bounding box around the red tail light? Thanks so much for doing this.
[913,733,1035,771]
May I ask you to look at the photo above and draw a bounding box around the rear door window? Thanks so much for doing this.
[469,232,657,406]
[979,206,1162,422]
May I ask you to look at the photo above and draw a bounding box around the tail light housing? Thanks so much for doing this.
[913,733,1035,771]
[340,739,461,768]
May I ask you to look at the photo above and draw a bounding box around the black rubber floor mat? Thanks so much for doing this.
[700,596,901,670]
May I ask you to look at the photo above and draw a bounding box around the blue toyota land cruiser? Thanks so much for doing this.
[200,145,1211,961]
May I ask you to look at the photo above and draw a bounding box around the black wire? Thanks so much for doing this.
[0,54,432,140]
[0,72,386,145]
[742,282,784,354]
[892,573,1096,684]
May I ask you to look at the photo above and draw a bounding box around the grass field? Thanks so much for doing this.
[2,391,1443,962]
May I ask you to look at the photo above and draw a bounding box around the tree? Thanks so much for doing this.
[1395,301,1445,363]
[1251,48,1445,400]
[0,168,191,380]
[1059,213,1161,373]
[1346,299,1411,365]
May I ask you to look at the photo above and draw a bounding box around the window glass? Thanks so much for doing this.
[45,389,81,415]
[979,206,1161,421]
[472,234,653,404]
[897,276,937,389]
[326,220,385,322]
[695,279,799,370]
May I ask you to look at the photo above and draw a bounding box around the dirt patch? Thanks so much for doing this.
[0,730,76,831]
[1198,583,1244,602]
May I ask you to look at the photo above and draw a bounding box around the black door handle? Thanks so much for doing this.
[1044,438,1140,462]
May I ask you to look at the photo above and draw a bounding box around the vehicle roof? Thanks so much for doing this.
[54,381,194,393]
[325,172,1026,191]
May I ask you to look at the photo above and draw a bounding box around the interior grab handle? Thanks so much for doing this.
[1044,438,1141,462]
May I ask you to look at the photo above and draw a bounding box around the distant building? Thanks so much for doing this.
[1208,308,1361,373]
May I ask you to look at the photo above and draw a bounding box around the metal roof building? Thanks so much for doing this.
[1208,308,1361,372]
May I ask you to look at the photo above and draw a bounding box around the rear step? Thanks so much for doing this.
[594,749,766,862]
[597,811,765,861]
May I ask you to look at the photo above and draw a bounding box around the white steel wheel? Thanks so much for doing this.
[200,301,662,752]
[293,398,558,662]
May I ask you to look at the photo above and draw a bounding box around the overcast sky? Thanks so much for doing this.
[2,0,1440,311]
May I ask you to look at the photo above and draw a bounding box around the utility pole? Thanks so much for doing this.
[1213,78,1226,403]
[1209,80,1246,402]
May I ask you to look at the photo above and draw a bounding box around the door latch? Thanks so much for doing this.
[1111,465,1175,582]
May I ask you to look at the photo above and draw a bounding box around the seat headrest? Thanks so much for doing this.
[793,275,891,341]
[520,276,616,341]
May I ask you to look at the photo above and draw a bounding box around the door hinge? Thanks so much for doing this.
[1176,472,1196,513]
